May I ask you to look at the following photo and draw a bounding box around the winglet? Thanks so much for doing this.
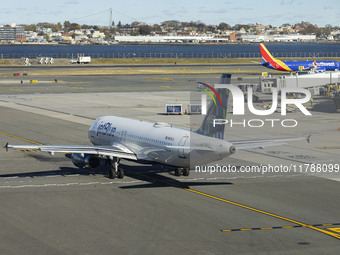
[306,135,311,143]
[5,142,9,152]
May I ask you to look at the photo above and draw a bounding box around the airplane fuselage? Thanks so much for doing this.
[263,60,340,72]
[88,116,235,168]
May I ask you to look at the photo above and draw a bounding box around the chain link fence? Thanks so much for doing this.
[1,52,340,59]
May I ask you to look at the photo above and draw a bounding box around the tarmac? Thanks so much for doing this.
[0,64,339,254]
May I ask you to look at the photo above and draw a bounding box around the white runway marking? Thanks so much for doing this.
[0,179,148,189]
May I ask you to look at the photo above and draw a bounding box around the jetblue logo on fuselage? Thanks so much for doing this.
[97,122,116,136]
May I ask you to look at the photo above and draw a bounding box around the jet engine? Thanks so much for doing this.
[71,153,100,169]
[229,146,236,154]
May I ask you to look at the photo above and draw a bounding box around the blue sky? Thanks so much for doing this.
[1,0,339,27]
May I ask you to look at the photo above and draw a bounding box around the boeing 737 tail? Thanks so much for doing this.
[196,73,231,140]
[259,43,292,71]
[259,43,274,64]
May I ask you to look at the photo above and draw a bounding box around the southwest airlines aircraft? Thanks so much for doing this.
[6,74,309,179]
[260,43,340,72]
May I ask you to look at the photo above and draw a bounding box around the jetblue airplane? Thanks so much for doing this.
[5,74,309,179]
[260,43,340,72]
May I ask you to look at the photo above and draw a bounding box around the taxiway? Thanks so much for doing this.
[0,66,339,254]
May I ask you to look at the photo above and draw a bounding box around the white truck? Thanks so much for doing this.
[77,56,91,64]
[70,56,91,64]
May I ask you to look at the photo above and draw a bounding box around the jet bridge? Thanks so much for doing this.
[260,70,340,95]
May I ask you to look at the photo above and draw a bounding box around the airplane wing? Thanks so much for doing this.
[230,135,310,150]
[5,143,137,160]
[251,60,263,64]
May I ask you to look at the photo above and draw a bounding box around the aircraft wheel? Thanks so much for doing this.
[109,167,116,179]
[117,168,124,179]
[183,168,190,176]
[175,168,182,176]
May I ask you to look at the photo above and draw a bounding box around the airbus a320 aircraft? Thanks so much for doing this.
[260,43,340,72]
[5,74,309,179]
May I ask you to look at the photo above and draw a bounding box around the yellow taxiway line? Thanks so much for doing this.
[186,189,340,240]
[0,131,42,145]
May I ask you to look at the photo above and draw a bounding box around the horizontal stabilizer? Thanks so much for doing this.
[234,142,286,150]
[231,135,311,150]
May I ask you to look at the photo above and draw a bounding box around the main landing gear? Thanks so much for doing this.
[175,168,190,177]
[107,157,124,179]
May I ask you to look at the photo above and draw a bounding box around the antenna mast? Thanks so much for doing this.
[109,8,113,27]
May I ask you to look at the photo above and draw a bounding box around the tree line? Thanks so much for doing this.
[22,20,340,38]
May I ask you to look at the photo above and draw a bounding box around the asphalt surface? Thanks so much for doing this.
[0,75,261,95]
[0,63,259,69]
[0,67,339,255]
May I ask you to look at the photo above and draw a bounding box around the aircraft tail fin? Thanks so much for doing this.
[259,43,292,71]
[195,73,231,140]
[259,43,277,64]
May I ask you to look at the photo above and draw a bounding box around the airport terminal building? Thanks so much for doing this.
[0,24,25,42]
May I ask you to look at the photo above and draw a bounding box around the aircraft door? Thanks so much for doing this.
[178,135,189,158]
[121,130,127,141]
